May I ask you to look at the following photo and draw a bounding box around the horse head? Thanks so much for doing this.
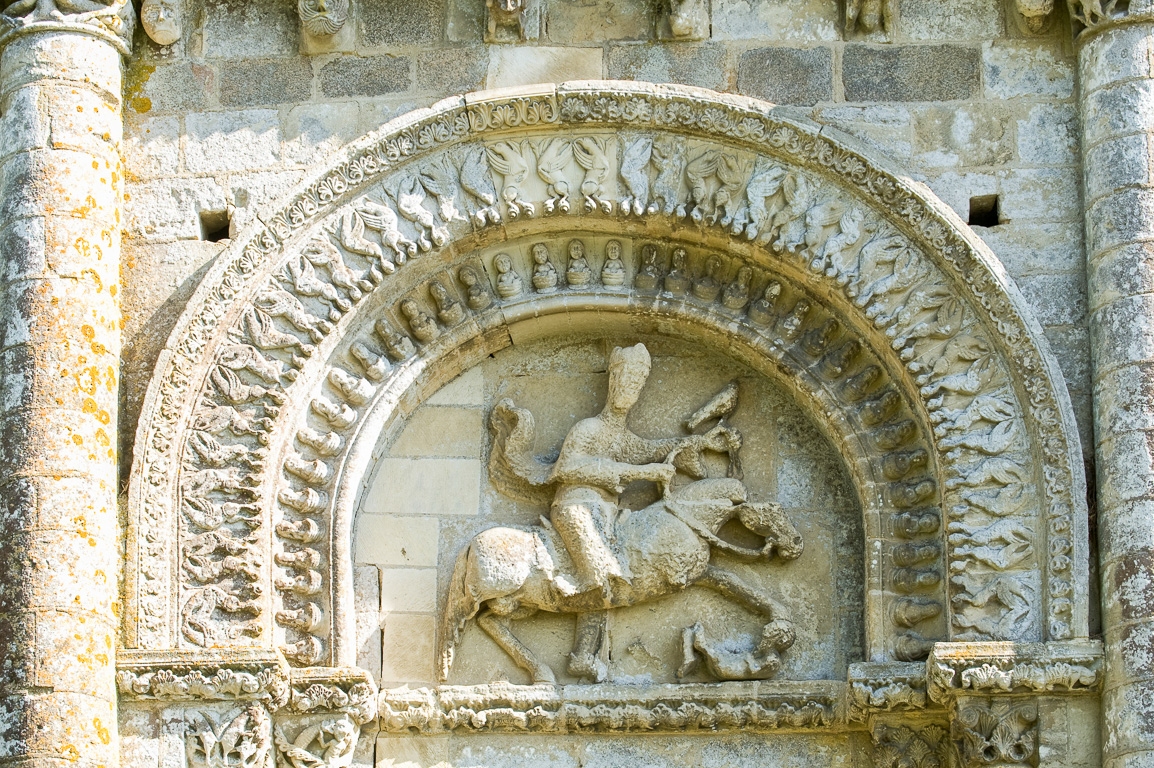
[737,502,804,560]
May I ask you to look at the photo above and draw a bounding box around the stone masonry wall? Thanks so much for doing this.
[118,0,1089,507]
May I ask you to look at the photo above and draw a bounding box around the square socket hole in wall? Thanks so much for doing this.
[968,194,1000,228]
[199,209,231,242]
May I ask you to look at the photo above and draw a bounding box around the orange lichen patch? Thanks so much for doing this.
[60,744,80,762]
[71,435,83,445]
[93,719,109,745]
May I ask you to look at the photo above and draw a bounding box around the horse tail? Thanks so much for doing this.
[438,543,479,681]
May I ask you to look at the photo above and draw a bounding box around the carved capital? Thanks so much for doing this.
[847,662,928,722]
[187,705,275,768]
[287,668,378,725]
[951,698,1038,768]
[1069,0,1154,33]
[0,0,133,55]
[117,649,291,708]
[927,641,1102,703]
[871,722,950,768]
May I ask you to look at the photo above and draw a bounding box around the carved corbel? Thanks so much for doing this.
[1013,0,1055,32]
[847,662,928,723]
[484,0,539,43]
[843,0,893,38]
[298,0,352,53]
[140,0,180,45]
[0,0,135,53]
[872,721,951,768]
[187,705,275,768]
[951,698,1038,768]
[657,0,709,40]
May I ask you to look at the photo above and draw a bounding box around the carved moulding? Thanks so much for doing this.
[927,640,1102,701]
[126,82,1088,672]
[0,0,134,53]
[379,681,839,733]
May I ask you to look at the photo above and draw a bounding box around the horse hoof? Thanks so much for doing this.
[532,666,557,685]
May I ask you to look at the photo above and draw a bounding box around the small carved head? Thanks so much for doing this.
[607,343,652,413]
[495,253,512,273]
[141,0,182,45]
[400,299,420,318]
[459,265,479,286]
[735,266,752,288]
[430,282,448,303]
[606,239,622,261]
[568,238,585,261]
[531,243,550,264]
[671,247,688,271]
[640,243,658,267]
[763,280,782,302]
[298,0,350,37]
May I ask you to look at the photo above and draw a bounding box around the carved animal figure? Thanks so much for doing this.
[183,496,259,531]
[180,586,261,647]
[457,146,502,226]
[274,718,358,768]
[486,141,535,218]
[350,198,417,264]
[394,173,448,251]
[255,288,331,343]
[952,572,1032,638]
[218,343,284,383]
[572,136,613,213]
[187,431,259,468]
[439,478,802,684]
[743,158,788,241]
[181,467,256,497]
[183,528,259,583]
[186,706,271,768]
[618,136,653,216]
[192,403,271,438]
[534,138,573,213]
[301,238,374,301]
[649,135,686,215]
[417,154,467,224]
[771,174,814,254]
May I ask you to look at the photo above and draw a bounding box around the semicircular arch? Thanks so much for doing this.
[127,81,1088,671]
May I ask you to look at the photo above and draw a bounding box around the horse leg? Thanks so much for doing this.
[477,612,556,685]
[568,611,607,682]
[698,565,791,621]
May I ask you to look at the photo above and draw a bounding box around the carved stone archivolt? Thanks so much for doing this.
[125,82,1088,719]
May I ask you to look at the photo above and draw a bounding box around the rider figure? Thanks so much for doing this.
[548,344,699,602]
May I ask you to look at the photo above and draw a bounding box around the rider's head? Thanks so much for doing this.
[607,344,651,413]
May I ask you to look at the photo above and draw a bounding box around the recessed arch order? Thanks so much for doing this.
[127,81,1089,673]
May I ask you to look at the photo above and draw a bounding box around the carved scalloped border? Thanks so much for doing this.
[127,81,1086,652]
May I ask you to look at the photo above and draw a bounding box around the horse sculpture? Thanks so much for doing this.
[436,343,804,684]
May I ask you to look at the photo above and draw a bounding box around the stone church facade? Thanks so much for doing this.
[0,0,1148,765]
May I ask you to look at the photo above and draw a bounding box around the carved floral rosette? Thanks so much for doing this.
[126,82,1088,677]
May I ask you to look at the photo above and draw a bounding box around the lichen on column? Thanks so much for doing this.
[0,6,129,767]
[1078,4,1154,768]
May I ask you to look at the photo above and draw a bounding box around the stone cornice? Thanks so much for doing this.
[927,640,1102,701]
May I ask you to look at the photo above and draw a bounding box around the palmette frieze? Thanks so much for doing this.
[128,83,1085,665]
[927,641,1102,701]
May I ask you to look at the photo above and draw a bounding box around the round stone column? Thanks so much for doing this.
[1080,9,1154,768]
[0,22,126,768]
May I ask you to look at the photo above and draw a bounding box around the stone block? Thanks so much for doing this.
[843,45,980,102]
[124,177,227,241]
[1105,616,1154,689]
[1044,325,1091,392]
[1107,751,1154,768]
[1096,429,1154,510]
[816,105,913,163]
[359,0,444,47]
[319,56,411,99]
[1089,242,1154,313]
[125,61,215,117]
[0,87,49,163]
[984,40,1074,100]
[487,46,603,89]
[899,0,1003,40]
[608,43,729,92]
[427,366,483,406]
[283,103,362,166]
[979,221,1082,279]
[1083,79,1154,149]
[712,0,838,42]
[355,515,439,567]
[219,59,314,108]
[0,148,119,226]
[1093,294,1154,375]
[0,690,117,761]
[363,458,480,516]
[1085,132,1153,207]
[545,0,649,42]
[355,565,381,680]
[0,33,121,102]
[1097,364,1154,439]
[1102,676,1154,756]
[1018,273,1087,327]
[912,104,1014,169]
[921,169,997,220]
[119,708,161,768]
[1088,187,1154,257]
[1079,22,1154,98]
[358,98,426,134]
[380,612,435,684]
[446,0,483,42]
[999,167,1079,223]
[202,0,298,58]
[43,85,120,158]
[736,46,832,106]
[184,109,282,173]
[376,734,449,768]
[124,115,181,182]
[1017,103,1077,169]
[33,609,116,696]
[380,568,437,613]
[390,408,483,458]
[416,47,488,94]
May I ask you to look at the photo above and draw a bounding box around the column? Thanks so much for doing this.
[0,6,130,768]
[1080,4,1154,768]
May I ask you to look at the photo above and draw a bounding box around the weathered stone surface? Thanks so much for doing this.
[319,55,411,98]
[202,0,299,57]
[545,0,649,42]
[736,46,832,105]
[712,0,838,41]
[218,58,313,108]
[843,45,981,102]
[416,47,488,93]
[608,43,728,91]
[983,40,1074,100]
[899,0,1004,40]
[359,0,444,47]
[486,46,602,88]
[911,104,1014,168]
[184,109,282,172]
